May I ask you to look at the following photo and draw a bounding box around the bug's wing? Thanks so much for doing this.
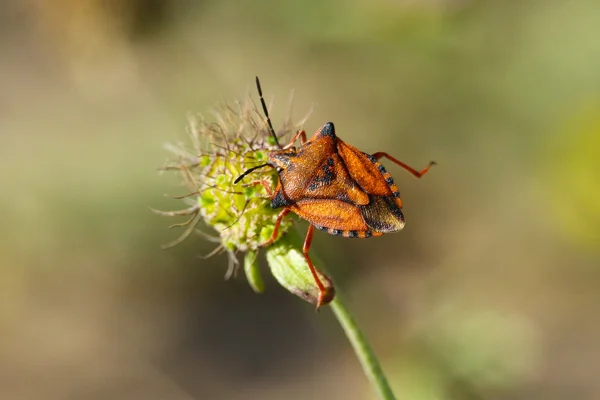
[336,140,405,232]
[302,154,370,205]
[280,133,368,205]
[358,195,405,233]
[291,199,370,232]
[336,140,393,197]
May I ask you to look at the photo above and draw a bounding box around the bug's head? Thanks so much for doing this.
[267,148,297,173]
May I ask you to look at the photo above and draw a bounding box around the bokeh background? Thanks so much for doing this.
[2,1,600,399]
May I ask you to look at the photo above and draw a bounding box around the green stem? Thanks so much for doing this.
[330,292,397,400]
[265,229,397,399]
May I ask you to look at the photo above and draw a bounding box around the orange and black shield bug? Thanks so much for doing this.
[235,77,435,308]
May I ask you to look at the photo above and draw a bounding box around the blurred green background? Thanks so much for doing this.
[2,1,600,399]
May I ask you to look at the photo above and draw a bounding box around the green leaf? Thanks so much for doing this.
[265,229,334,307]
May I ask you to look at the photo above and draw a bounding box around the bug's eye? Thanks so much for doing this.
[277,167,284,173]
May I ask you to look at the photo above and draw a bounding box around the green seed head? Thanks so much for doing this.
[155,87,332,307]
[165,97,303,253]
[194,146,292,253]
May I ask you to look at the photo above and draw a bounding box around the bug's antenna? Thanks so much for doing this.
[255,76,281,147]
[234,163,271,184]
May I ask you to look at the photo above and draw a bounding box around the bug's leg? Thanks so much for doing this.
[298,130,307,144]
[261,208,291,247]
[372,152,436,179]
[302,225,335,309]
[283,130,307,149]
[243,179,273,197]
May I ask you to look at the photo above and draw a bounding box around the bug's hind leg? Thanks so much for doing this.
[302,225,335,309]
[372,152,436,178]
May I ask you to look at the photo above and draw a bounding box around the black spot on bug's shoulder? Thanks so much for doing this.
[310,158,335,188]
[322,169,335,185]
[318,122,336,138]
[393,191,401,198]
[377,164,387,173]
[321,161,335,183]
[271,190,291,208]
[385,176,394,185]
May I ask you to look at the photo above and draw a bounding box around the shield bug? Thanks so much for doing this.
[235,77,435,308]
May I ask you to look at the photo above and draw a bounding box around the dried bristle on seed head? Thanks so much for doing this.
[157,88,311,261]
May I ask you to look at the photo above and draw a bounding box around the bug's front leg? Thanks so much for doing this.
[302,225,335,309]
[283,130,307,149]
[372,152,436,178]
[242,179,274,197]
[261,208,291,247]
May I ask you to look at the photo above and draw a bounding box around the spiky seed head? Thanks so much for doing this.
[159,92,306,268]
